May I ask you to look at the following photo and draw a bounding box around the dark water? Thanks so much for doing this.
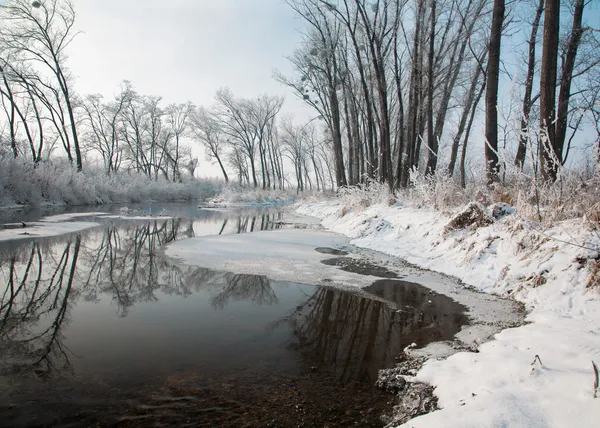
[0,205,469,427]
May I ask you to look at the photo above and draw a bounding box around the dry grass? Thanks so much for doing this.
[403,168,600,224]
[587,260,600,289]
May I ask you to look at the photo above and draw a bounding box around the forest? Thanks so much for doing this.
[0,0,598,207]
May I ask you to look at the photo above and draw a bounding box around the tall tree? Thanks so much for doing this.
[0,0,82,170]
[555,0,585,165]
[189,107,230,183]
[514,0,544,169]
[278,0,347,188]
[425,0,437,175]
[484,0,505,184]
[539,0,560,181]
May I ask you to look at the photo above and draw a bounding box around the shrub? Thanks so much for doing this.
[0,157,220,207]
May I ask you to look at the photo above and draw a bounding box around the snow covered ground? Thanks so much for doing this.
[296,200,600,428]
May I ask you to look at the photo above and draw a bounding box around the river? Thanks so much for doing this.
[0,203,518,427]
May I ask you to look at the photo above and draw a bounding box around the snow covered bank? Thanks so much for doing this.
[203,184,303,208]
[0,158,219,208]
[296,201,600,428]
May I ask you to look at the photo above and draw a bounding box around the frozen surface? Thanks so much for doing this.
[39,212,108,222]
[0,220,100,241]
[296,201,600,428]
[99,215,174,221]
[166,229,378,288]
[0,212,108,241]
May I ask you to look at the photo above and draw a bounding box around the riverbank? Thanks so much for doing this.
[0,158,219,208]
[296,200,600,427]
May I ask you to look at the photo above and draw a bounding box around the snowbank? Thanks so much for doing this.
[296,201,600,428]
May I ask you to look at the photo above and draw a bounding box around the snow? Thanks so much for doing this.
[296,201,600,428]
[0,220,100,241]
[39,212,108,222]
[0,212,109,241]
[0,211,185,242]
[99,215,175,221]
[165,229,379,288]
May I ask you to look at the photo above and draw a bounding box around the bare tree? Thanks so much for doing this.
[555,0,585,165]
[277,0,347,187]
[515,0,544,169]
[189,106,229,183]
[0,0,82,170]
[81,85,128,174]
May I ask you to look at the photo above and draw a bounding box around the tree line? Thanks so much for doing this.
[0,0,598,192]
[277,0,600,188]
[0,0,336,191]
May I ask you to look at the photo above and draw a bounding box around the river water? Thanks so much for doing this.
[0,203,472,427]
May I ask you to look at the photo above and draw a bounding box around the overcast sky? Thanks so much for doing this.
[67,0,313,119]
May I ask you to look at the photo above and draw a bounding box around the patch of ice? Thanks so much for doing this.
[39,212,109,222]
[166,229,382,288]
[98,215,174,221]
[0,221,99,242]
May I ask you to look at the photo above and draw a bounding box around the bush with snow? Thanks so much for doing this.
[337,179,395,211]
[209,183,298,206]
[0,157,220,207]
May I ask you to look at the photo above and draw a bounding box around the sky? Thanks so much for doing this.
[66,0,313,118]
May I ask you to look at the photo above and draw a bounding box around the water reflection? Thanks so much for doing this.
[283,280,467,386]
[0,211,287,379]
[364,279,469,346]
[81,219,190,315]
[0,236,80,378]
[185,267,278,309]
[0,209,470,427]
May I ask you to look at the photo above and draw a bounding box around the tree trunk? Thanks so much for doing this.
[448,57,486,177]
[401,0,424,187]
[461,79,487,188]
[515,0,544,169]
[539,0,560,181]
[484,0,505,184]
[555,0,584,164]
[425,0,437,175]
[330,85,348,188]
[215,153,229,183]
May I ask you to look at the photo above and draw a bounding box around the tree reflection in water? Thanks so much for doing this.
[0,212,468,396]
[0,236,80,378]
[234,211,283,234]
[285,280,468,386]
[0,212,286,378]
[80,219,192,315]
